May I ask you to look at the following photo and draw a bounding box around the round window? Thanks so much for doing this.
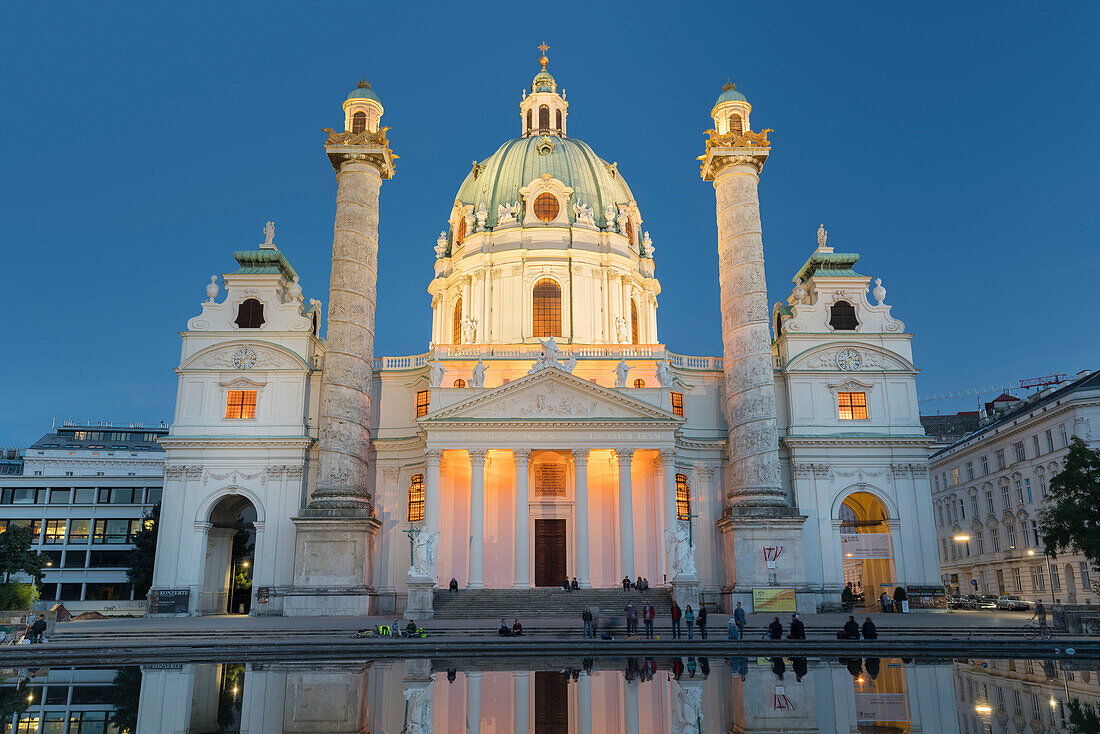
[533,193,560,222]
[633,379,646,388]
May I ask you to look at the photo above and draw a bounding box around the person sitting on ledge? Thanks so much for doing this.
[788,614,806,640]
[766,617,783,640]
[839,615,861,640]
[623,576,632,590]
[636,576,644,591]
[498,619,512,637]
[512,619,523,636]
[406,620,418,637]
[563,578,571,591]
[862,617,878,639]
[571,577,579,590]
[449,578,459,592]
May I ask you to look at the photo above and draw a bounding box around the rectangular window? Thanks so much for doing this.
[48,489,70,504]
[225,390,257,420]
[1039,475,1047,497]
[1046,429,1054,453]
[1013,567,1023,592]
[1080,562,1091,589]
[1024,479,1032,502]
[970,495,979,518]
[1059,423,1069,447]
[937,503,944,526]
[68,518,90,542]
[86,582,131,600]
[1007,524,1017,548]
[837,391,868,420]
[73,487,95,504]
[1016,481,1024,504]
[981,456,989,475]
[991,528,1000,552]
[996,450,1006,470]
[671,391,684,417]
[1031,520,1040,546]
[88,550,131,568]
[147,488,162,505]
[675,473,692,520]
[1014,442,1026,463]
[1033,435,1041,457]
[941,539,948,561]
[415,390,430,418]
[59,583,83,600]
[1032,566,1045,591]
[407,474,425,522]
[1052,567,1061,591]
[966,462,974,480]
[951,468,960,485]
[92,519,136,544]
[62,550,87,568]
[1001,486,1010,509]
[959,498,965,520]
[985,490,994,513]
[42,520,66,544]
[976,532,984,554]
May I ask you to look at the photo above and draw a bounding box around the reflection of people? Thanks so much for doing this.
[792,657,808,681]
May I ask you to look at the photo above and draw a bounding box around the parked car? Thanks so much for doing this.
[996,595,1029,611]
[975,595,999,610]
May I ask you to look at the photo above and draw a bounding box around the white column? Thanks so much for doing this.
[513,671,529,734]
[482,268,492,343]
[659,449,678,583]
[469,449,487,589]
[249,521,267,610]
[578,673,592,734]
[624,679,639,734]
[425,450,442,537]
[513,449,531,588]
[573,449,591,588]
[616,449,636,580]
[601,269,610,342]
[190,521,211,616]
[466,671,482,734]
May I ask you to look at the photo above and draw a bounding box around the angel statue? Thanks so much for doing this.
[529,337,563,373]
[572,201,596,227]
[409,528,439,578]
[471,359,486,388]
[614,359,631,388]
[603,204,618,232]
[655,358,672,387]
[434,232,447,259]
[641,231,655,258]
[664,521,697,577]
[475,202,488,232]
[497,201,519,225]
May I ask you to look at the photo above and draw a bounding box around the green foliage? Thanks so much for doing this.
[0,582,40,611]
[0,679,31,724]
[893,586,907,601]
[1068,698,1100,734]
[126,504,159,598]
[106,667,142,733]
[1039,438,1100,568]
[0,525,48,584]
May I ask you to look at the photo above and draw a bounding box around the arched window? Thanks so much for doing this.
[234,299,265,329]
[532,278,562,337]
[533,193,559,222]
[455,217,466,246]
[453,378,466,388]
[829,300,858,330]
[675,473,691,520]
[633,378,646,388]
[351,111,367,134]
[630,300,640,344]
[538,105,550,131]
[624,218,635,245]
[526,109,532,133]
[408,474,425,522]
[775,312,783,337]
[729,114,743,137]
[452,298,463,344]
[555,109,562,132]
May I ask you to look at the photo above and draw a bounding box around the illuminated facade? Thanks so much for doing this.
[148,52,940,617]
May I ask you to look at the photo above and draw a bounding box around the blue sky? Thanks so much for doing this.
[1,2,1097,444]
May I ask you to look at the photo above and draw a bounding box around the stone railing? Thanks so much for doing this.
[373,345,723,371]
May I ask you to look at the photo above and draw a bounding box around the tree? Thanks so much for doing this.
[126,504,159,598]
[1067,698,1100,734]
[1038,438,1100,568]
[106,667,142,733]
[0,525,47,584]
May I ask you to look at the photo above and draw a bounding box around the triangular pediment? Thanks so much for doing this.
[422,367,682,423]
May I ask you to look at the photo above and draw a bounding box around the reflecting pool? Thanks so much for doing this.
[4,656,1099,732]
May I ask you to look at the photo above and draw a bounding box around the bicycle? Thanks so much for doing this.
[1023,621,1052,640]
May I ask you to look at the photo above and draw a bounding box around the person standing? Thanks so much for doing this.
[671,601,683,639]
[728,614,738,640]
[625,602,638,637]
[685,605,696,639]
[1032,600,1048,631]
[643,602,655,639]
[582,605,593,638]
[733,601,746,640]
[697,603,708,639]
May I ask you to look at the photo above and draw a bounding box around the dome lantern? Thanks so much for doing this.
[711,80,752,137]
[520,42,568,138]
[343,78,384,135]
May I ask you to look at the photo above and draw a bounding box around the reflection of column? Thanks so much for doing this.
[513,671,529,734]
[578,674,592,734]
[466,672,482,734]
[616,449,635,579]
[513,450,531,588]
[469,450,487,589]
[624,679,639,734]
[573,449,591,588]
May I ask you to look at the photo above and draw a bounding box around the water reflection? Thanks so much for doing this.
[4,656,1100,732]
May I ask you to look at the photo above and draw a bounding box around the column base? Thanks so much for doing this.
[286,512,381,616]
[405,579,436,620]
[511,582,531,590]
[718,507,814,613]
[670,575,700,609]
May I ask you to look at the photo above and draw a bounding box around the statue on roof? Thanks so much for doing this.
[434,232,447,259]
[614,359,632,388]
[261,221,276,250]
[817,223,827,250]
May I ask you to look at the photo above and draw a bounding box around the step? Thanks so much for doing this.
[433,588,670,618]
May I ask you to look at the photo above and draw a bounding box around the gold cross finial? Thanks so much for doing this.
[538,41,549,69]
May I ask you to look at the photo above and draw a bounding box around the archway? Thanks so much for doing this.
[202,494,257,615]
[1066,563,1078,604]
[838,491,898,610]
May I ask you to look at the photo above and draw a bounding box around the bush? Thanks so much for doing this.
[893,587,907,602]
[0,582,40,611]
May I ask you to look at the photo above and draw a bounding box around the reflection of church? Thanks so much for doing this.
[147,49,940,617]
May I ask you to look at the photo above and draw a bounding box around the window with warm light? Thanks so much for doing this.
[671,391,684,417]
[676,473,691,520]
[837,391,867,420]
[526,109,532,133]
[532,278,562,337]
[533,193,560,223]
[415,390,430,418]
[225,390,257,420]
[633,379,645,388]
[408,474,425,522]
[624,218,635,244]
[630,301,639,344]
[43,519,66,544]
[455,217,466,246]
[555,109,562,132]
[234,299,265,329]
[453,379,466,388]
[351,111,366,133]
[538,104,550,131]
[452,298,463,344]
[729,113,743,136]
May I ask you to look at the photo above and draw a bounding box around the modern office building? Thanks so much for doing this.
[0,421,166,613]
[930,370,1100,603]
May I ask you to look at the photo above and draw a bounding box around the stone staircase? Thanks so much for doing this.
[432,587,673,619]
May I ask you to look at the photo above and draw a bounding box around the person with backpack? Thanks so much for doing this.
[625,602,638,636]
[671,601,683,639]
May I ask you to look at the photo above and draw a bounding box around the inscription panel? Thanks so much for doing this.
[534,464,566,498]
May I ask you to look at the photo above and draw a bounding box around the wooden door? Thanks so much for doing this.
[534,519,567,587]
[534,671,568,733]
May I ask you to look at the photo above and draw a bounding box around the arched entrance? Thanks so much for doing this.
[1066,563,1078,604]
[839,491,898,610]
[202,495,256,615]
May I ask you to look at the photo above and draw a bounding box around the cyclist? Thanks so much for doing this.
[1030,600,1048,632]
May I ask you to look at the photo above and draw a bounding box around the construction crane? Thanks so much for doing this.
[918,373,1068,403]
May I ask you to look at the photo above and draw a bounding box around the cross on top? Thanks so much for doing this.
[538,41,549,69]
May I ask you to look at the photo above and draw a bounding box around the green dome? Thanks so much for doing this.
[346,80,381,104]
[714,85,746,106]
[454,135,636,230]
[532,70,556,93]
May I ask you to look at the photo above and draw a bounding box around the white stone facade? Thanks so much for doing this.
[930,371,1100,604]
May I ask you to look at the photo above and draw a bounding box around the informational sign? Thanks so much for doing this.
[904,585,947,609]
[149,588,190,614]
[255,587,270,604]
[840,533,892,560]
[752,587,797,613]
[534,464,566,497]
[854,693,909,724]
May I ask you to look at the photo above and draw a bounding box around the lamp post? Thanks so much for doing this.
[951,535,970,597]
[1027,549,1057,610]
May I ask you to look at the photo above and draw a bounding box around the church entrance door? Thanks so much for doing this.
[534,519,567,587]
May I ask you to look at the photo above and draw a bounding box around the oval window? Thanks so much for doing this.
[533,193,559,222]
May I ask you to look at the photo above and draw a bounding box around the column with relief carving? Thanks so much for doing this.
[699,88,808,611]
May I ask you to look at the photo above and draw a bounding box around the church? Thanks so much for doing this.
[147,50,941,617]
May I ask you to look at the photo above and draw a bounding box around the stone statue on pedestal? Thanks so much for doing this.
[665,521,697,577]
[471,360,486,388]
[409,528,439,578]
[614,359,631,388]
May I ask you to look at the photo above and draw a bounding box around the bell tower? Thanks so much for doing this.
[519,42,568,137]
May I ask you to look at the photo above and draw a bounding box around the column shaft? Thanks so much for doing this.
[616,449,635,580]
[513,450,531,588]
[425,450,442,536]
[573,450,591,588]
[660,449,678,582]
[624,679,639,734]
[469,450,487,589]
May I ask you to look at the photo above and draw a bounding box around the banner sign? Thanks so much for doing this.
[841,533,892,560]
[753,587,797,613]
[148,588,190,614]
[904,585,947,609]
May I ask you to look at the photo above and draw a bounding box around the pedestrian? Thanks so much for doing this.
[879,591,892,613]
[582,605,594,638]
[625,602,638,636]
[728,614,739,640]
[1032,600,1047,630]
[671,601,683,639]
[643,602,655,639]
[766,616,783,640]
[697,603,708,639]
[733,601,746,640]
[449,578,458,592]
[841,615,860,640]
[685,605,696,639]
[27,615,47,644]
[862,617,878,639]
[788,613,806,640]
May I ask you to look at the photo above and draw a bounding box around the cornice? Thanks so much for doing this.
[931,397,1100,461]
[783,435,934,448]
[158,437,314,449]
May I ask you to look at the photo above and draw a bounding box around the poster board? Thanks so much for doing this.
[752,588,797,613]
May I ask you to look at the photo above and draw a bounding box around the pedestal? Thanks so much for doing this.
[283,512,380,616]
[718,508,815,614]
[670,574,700,610]
[405,578,436,620]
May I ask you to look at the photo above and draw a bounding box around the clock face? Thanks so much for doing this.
[232,348,258,370]
[836,348,862,371]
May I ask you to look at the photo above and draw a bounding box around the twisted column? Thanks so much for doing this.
[311,155,384,511]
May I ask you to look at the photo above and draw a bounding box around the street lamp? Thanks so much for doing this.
[1026,549,1057,609]
[974,704,992,714]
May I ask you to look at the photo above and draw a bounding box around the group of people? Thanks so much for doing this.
[764,613,807,640]
[498,618,523,637]
[562,578,579,591]
[622,576,651,591]
[24,614,47,644]
[838,615,878,639]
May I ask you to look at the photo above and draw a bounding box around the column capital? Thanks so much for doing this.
[512,448,532,462]
[425,449,443,467]
[657,448,678,464]
[572,448,590,464]
[614,448,634,463]
[468,448,487,466]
